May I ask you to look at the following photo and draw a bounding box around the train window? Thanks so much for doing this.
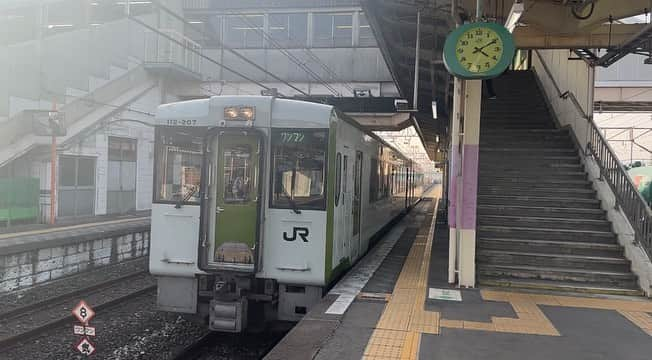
[270,129,328,210]
[369,158,379,202]
[335,153,342,206]
[154,127,204,205]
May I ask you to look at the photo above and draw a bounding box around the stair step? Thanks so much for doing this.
[483,177,592,186]
[477,237,622,257]
[476,250,631,272]
[481,156,580,165]
[480,172,587,181]
[477,277,643,296]
[479,195,601,208]
[477,205,605,220]
[478,215,612,231]
[478,225,617,243]
[477,264,637,287]
[479,187,596,199]
[481,147,577,154]
[479,184,594,193]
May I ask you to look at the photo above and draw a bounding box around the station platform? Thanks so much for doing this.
[265,187,652,360]
[0,212,150,253]
[0,213,151,293]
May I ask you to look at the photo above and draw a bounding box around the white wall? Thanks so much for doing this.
[531,49,594,150]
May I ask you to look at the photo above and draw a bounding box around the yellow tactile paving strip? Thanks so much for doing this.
[362,188,652,360]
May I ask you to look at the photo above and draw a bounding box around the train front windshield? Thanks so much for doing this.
[270,129,328,211]
[153,127,204,205]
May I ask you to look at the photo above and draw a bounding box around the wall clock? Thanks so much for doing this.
[443,22,515,79]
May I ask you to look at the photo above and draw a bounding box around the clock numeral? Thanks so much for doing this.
[492,55,497,60]
[460,57,467,62]
[475,30,483,36]
[461,40,469,46]
[467,62,472,68]
[476,64,481,71]
[495,47,501,52]
[457,48,463,53]
[466,33,473,39]
[485,62,490,68]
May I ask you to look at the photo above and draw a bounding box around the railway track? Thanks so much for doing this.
[171,325,292,360]
[0,270,156,349]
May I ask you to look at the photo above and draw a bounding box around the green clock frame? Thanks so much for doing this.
[443,22,515,80]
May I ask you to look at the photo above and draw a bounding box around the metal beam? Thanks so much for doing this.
[513,24,648,49]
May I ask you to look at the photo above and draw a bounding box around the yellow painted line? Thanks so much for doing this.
[363,188,441,359]
[364,183,652,360]
[0,217,149,240]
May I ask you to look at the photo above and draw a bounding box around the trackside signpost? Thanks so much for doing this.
[72,300,96,356]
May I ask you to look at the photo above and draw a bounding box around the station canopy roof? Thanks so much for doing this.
[361,0,652,161]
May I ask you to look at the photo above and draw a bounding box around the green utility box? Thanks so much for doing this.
[0,177,40,226]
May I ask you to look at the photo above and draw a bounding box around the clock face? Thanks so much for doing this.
[455,27,503,73]
[443,22,515,79]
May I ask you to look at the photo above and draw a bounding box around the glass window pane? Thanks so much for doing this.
[335,153,341,206]
[270,13,307,47]
[313,13,333,47]
[121,161,137,191]
[77,158,95,187]
[225,15,263,48]
[59,157,77,187]
[1,7,38,45]
[333,14,352,47]
[107,161,121,191]
[154,128,204,204]
[222,144,253,203]
[271,129,328,210]
[358,12,377,47]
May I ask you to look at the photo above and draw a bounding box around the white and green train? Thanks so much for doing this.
[150,96,426,332]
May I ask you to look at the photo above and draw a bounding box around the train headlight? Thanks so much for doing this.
[224,107,239,120]
[239,106,255,121]
[224,106,256,121]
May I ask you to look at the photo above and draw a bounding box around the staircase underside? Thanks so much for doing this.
[476,71,643,297]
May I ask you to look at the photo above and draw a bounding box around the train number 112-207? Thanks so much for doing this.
[167,119,197,126]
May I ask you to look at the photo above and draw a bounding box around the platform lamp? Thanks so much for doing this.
[431,100,438,120]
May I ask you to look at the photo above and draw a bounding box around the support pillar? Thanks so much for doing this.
[448,78,482,287]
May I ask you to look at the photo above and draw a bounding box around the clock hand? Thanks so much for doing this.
[477,39,497,51]
[473,47,491,57]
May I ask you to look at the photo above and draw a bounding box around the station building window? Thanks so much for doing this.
[269,13,308,47]
[224,14,264,48]
[358,12,377,47]
[0,7,38,45]
[313,12,353,47]
[185,15,222,48]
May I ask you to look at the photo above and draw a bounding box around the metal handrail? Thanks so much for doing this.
[533,50,652,260]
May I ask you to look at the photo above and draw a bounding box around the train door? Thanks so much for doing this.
[206,132,262,272]
[352,151,363,256]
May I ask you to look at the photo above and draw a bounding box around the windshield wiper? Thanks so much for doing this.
[282,187,301,214]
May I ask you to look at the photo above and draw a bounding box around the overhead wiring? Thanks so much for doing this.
[236,14,342,96]
[147,0,310,97]
[124,13,278,96]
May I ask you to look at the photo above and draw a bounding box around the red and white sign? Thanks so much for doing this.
[75,337,96,356]
[73,325,96,336]
[72,300,95,325]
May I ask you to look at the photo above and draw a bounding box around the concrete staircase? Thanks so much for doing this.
[476,70,642,296]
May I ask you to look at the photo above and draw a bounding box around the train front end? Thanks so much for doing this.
[149,96,334,332]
